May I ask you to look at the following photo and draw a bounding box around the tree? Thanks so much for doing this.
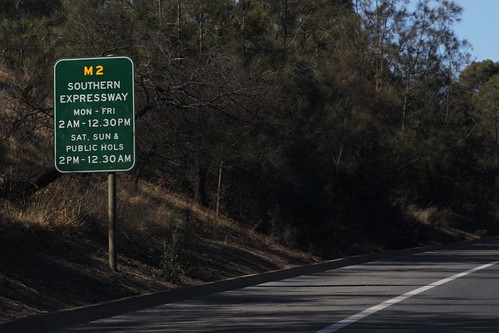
[356,0,469,130]
[458,60,499,94]
[0,0,487,253]
[473,75,499,168]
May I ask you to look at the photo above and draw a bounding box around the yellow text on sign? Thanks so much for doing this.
[83,65,104,76]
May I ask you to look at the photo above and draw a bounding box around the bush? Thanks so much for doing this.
[160,226,189,282]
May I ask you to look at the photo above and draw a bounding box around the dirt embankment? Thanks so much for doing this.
[0,176,319,322]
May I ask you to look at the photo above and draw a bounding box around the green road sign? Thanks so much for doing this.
[54,56,135,173]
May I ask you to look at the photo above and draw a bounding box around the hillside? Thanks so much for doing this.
[0,174,323,322]
[0,172,481,323]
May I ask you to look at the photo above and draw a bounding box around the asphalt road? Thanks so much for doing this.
[6,238,499,332]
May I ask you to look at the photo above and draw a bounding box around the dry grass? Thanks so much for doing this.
[405,204,480,241]
[406,205,441,226]
[0,172,319,322]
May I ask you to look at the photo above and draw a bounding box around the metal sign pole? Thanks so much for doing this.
[108,172,117,270]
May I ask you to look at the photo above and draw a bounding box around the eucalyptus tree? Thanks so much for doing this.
[355,0,469,130]
[0,0,63,135]
[473,75,499,169]
[458,60,499,94]
[0,0,65,198]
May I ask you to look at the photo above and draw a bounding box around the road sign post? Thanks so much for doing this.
[54,56,135,270]
[108,172,117,270]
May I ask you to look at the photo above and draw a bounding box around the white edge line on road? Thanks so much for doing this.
[316,260,499,333]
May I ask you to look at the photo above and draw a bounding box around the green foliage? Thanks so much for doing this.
[459,60,499,93]
[160,226,189,282]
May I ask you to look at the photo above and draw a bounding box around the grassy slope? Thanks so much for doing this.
[1,167,488,322]
[0,175,320,322]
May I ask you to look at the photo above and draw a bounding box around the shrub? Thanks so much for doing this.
[160,226,189,282]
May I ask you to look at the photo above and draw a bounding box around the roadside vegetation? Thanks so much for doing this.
[1,0,499,322]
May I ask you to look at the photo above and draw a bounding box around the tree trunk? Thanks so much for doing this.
[177,0,183,57]
[215,161,224,217]
[194,167,208,207]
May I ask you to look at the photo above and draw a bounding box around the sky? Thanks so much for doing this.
[453,0,499,62]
